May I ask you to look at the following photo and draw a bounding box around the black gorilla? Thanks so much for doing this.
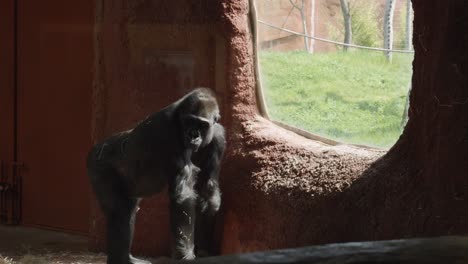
[87,88,225,263]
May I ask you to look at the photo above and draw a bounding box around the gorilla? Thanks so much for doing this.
[86,88,225,263]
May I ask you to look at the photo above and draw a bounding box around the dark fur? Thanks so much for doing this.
[87,88,225,263]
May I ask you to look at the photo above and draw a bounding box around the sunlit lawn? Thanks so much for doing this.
[259,50,414,148]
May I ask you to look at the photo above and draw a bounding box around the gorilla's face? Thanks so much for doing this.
[178,88,221,152]
[181,110,220,152]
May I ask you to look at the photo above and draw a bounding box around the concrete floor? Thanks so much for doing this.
[0,225,169,263]
[2,226,465,264]
[0,225,108,263]
[0,225,88,256]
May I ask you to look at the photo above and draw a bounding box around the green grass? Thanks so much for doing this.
[259,50,414,148]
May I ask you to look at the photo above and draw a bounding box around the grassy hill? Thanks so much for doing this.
[259,50,414,148]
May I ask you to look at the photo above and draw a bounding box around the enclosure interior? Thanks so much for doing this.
[0,0,466,258]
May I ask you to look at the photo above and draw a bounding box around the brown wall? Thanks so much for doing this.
[89,0,468,258]
[0,0,15,164]
[1,0,94,233]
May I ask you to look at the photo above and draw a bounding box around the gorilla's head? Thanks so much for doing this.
[178,88,220,152]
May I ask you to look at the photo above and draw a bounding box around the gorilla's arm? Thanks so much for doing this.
[193,123,226,256]
[168,163,198,260]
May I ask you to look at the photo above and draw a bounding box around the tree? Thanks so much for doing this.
[339,0,352,51]
[383,0,396,61]
[289,0,310,53]
[405,0,414,50]
[309,0,316,53]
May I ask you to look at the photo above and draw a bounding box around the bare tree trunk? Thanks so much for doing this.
[309,0,315,53]
[384,0,396,61]
[405,0,414,50]
[299,6,309,53]
[290,0,310,53]
[339,0,352,51]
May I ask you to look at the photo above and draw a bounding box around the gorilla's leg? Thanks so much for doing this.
[88,163,148,264]
[106,196,140,264]
[169,165,198,260]
[128,199,145,263]
[194,124,225,257]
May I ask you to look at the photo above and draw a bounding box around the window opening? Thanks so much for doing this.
[254,0,414,148]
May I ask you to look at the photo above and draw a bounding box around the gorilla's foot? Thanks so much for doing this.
[129,255,152,264]
[182,252,196,260]
[172,250,196,260]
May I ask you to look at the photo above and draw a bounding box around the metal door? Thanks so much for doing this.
[17,0,94,233]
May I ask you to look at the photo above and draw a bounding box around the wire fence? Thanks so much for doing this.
[257,19,415,54]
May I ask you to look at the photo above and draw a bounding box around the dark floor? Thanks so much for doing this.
[0,225,87,255]
[1,226,466,264]
[0,225,105,263]
[0,225,170,263]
